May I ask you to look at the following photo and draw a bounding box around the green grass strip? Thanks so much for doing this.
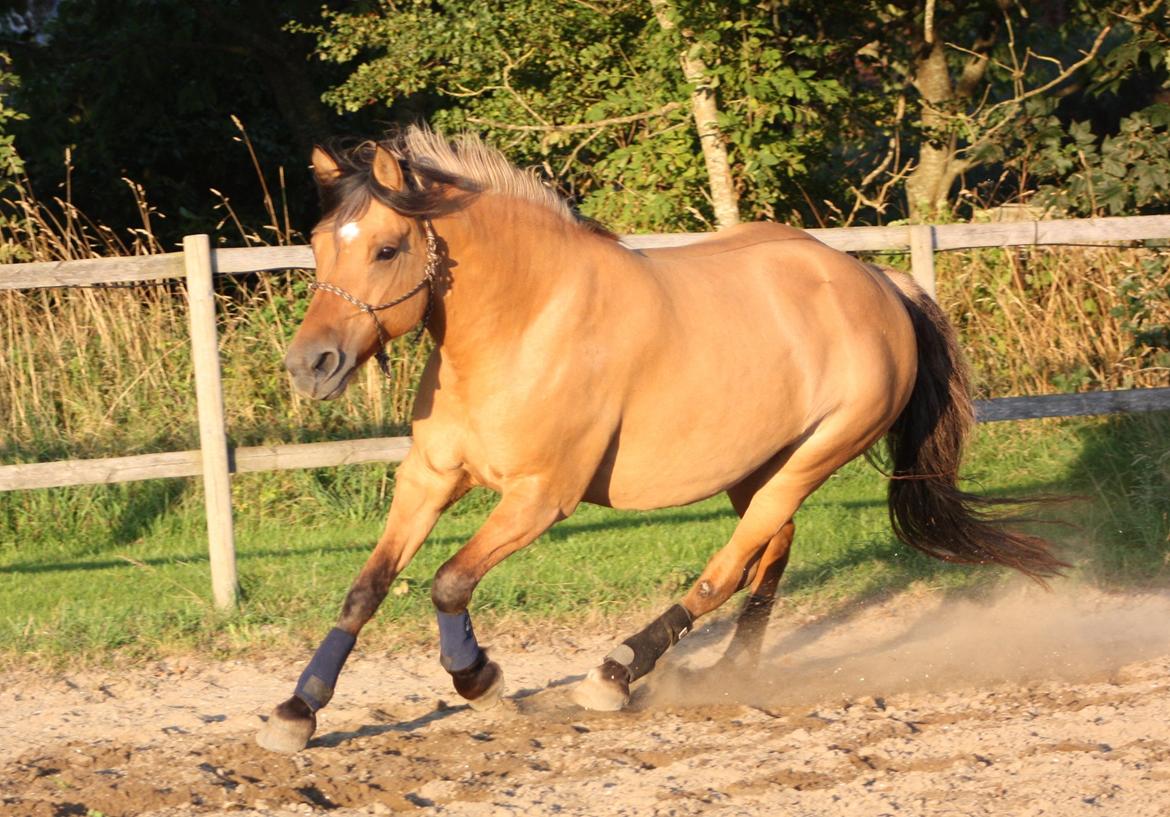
[1,415,1167,668]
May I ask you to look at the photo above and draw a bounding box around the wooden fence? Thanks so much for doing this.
[3,214,1170,608]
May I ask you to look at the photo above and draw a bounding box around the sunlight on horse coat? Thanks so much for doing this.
[258,127,1063,753]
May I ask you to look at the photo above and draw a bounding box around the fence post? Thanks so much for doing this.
[184,234,238,609]
[909,224,937,300]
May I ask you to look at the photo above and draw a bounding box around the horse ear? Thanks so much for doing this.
[311,147,341,187]
[372,144,405,191]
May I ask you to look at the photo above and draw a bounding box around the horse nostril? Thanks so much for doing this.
[312,349,339,377]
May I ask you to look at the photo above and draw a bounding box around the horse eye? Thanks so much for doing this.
[376,245,398,262]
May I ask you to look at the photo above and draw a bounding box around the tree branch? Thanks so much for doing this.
[981,25,1112,117]
[467,102,684,133]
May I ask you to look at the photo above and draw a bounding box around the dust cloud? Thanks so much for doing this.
[644,584,1170,709]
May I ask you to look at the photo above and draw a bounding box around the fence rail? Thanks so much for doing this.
[3,214,1169,607]
[6,214,1170,291]
[6,386,1169,494]
[0,436,415,491]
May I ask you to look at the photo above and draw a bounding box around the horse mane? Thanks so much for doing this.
[316,126,615,239]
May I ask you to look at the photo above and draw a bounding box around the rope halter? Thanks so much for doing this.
[308,219,439,378]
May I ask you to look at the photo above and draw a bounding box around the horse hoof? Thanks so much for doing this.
[571,661,631,711]
[466,661,506,711]
[256,696,316,754]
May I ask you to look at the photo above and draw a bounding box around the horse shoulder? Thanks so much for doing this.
[408,350,473,476]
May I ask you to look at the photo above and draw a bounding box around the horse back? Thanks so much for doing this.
[639,222,814,261]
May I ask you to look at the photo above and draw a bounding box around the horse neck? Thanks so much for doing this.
[430,195,596,362]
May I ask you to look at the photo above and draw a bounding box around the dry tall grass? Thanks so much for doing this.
[936,245,1170,398]
[2,169,1167,463]
[0,152,431,462]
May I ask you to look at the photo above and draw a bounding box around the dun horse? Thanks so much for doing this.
[257,128,1063,753]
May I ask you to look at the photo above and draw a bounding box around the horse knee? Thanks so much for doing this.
[431,561,476,614]
[338,576,390,631]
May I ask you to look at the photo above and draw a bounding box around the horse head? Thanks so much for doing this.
[285,142,439,400]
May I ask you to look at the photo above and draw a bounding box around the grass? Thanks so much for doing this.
[0,147,430,462]
[2,414,1167,669]
[1,144,1167,669]
[889,244,1169,398]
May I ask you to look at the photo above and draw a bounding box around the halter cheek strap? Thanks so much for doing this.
[308,219,439,378]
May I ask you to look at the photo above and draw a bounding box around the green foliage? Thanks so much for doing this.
[1027,104,1170,215]
[300,0,847,231]
[0,51,26,185]
[298,1,1170,226]
[1114,258,1170,366]
[4,0,1167,233]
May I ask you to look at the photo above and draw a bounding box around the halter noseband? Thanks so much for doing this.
[308,219,439,378]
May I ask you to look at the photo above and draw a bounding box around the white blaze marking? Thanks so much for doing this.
[338,222,361,244]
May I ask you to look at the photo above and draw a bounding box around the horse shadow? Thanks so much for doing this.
[311,704,464,748]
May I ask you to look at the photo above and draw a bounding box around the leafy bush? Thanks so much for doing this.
[1028,104,1170,216]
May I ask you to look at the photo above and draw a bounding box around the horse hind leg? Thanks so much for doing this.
[720,519,794,668]
[573,523,793,711]
[572,432,865,712]
[572,478,811,711]
[711,474,796,666]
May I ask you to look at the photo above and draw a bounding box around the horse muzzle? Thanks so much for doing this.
[284,341,355,400]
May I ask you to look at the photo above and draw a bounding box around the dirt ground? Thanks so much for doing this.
[5,585,1170,817]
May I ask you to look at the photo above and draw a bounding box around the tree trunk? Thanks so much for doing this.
[904,39,967,221]
[649,0,741,229]
[904,4,997,222]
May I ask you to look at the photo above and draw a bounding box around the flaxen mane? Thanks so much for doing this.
[317,126,609,235]
[399,127,578,223]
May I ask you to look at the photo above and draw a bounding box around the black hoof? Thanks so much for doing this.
[451,652,506,710]
[256,695,316,753]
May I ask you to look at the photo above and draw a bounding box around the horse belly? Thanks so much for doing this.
[584,383,804,511]
[588,435,785,510]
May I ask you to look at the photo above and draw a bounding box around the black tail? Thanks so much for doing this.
[885,280,1067,581]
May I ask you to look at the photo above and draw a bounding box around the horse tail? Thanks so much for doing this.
[883,275,1067,581]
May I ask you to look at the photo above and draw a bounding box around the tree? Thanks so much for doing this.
[6,0,1164,239]
[649,0,740,228]
[5,0,358,242]
[833,0,1165,221]
[900,0,1114,220]
[300,0,847,232]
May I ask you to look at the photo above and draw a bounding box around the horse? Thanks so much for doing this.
[256,127,1064,753]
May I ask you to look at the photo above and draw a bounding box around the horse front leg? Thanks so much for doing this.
[256,456,467,753]
[429,486,566,710]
